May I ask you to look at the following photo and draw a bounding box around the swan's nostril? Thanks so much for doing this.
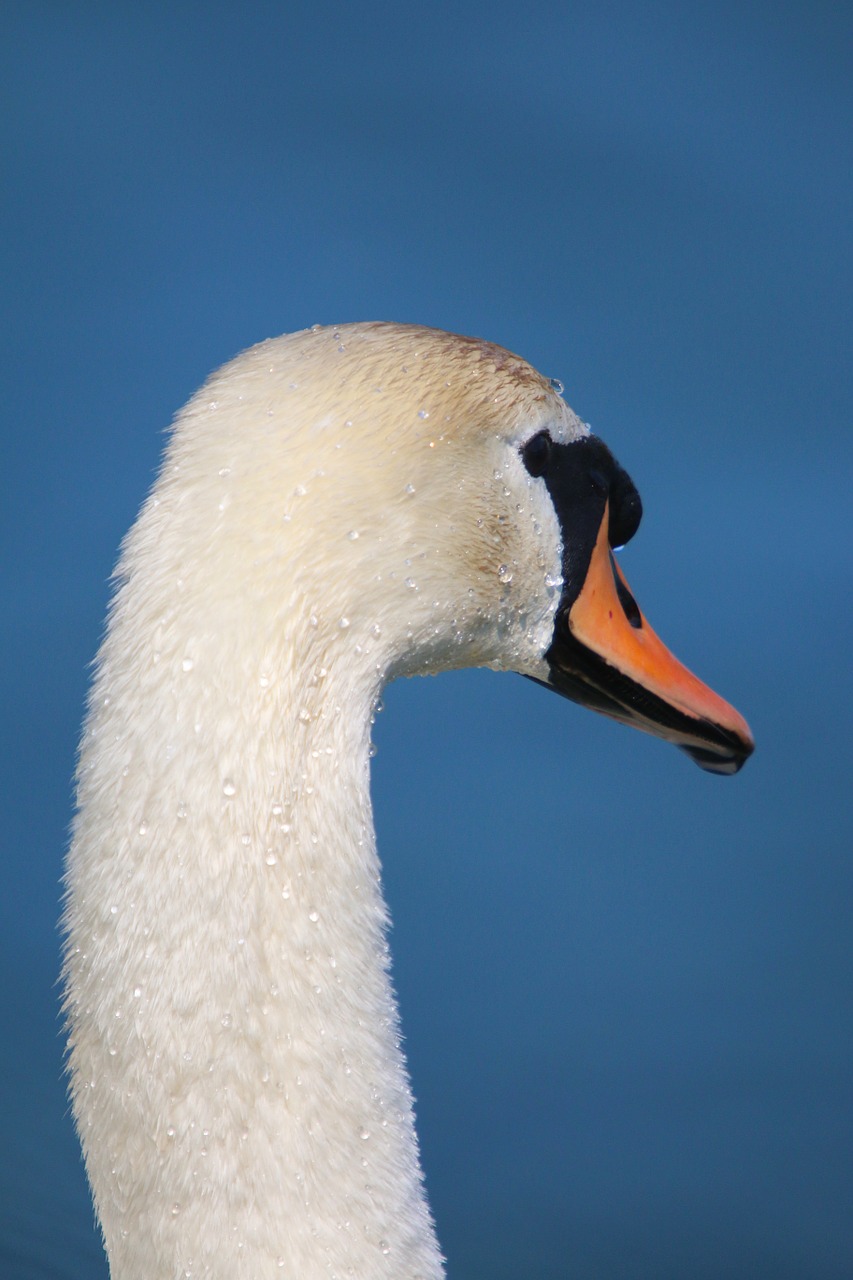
[610,554,642,629]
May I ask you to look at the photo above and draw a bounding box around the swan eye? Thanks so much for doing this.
[521,430,552,478]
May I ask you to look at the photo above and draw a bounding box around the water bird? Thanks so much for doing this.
[64,322,753,1278]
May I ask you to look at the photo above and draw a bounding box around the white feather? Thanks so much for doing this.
[64,322,585,1278]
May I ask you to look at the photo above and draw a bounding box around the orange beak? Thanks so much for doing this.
[544,502,754,774]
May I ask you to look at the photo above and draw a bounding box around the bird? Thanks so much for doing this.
[63,322,753,1279]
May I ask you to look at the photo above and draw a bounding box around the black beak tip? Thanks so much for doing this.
[680,738,754,775]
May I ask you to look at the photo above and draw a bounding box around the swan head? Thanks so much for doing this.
[67,321,754,1280]
[136,321,752,773]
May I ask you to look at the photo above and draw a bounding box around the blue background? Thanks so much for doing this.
[2,3,850,1277]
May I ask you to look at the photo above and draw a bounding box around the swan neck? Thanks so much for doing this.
[65,625,443,1277]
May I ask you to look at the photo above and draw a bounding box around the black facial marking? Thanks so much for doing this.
[520,431,643,613]
[609,466,643,548]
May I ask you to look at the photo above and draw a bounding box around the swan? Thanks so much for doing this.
[64,322,753,1279]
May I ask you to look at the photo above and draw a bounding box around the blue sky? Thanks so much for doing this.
[2,4,851,1277]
